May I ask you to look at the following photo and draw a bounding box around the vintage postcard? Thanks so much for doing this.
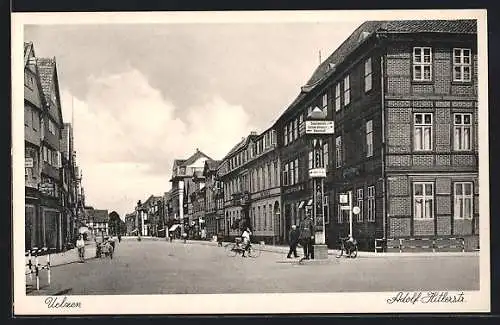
[12,9,490,315]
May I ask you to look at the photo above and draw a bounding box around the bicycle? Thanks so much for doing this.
[225,240,262,258]
[336,236,358,258]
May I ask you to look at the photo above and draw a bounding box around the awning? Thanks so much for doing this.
[298,201,305,209]
[78,226,90,234]
[169,224,180,232]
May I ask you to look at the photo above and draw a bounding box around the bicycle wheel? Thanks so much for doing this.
[226,244,237,257]
[349,245,358,258]
[248,245,261,258]
[336,244,344,258]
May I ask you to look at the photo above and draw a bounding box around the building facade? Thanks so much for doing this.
[24,42,44,250]
[246,128,282,244]
[24,43,67,251]
[84,207,109,237]
[274,20,478,251]
[202,160,222,238]
[169,149,213,235]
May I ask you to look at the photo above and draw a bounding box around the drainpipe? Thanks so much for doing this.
[380,49,387,244]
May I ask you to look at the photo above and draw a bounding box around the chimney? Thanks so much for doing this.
[250,131,257,136]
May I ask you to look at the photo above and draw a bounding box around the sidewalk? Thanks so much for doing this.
[180,239,480,258]
[25,241,98,269]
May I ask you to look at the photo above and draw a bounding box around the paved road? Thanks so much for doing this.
[27,238,479,295]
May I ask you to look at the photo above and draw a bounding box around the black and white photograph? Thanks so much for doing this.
[12,10,490,314]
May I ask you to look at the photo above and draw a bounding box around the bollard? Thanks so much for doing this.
[46,251,51,285]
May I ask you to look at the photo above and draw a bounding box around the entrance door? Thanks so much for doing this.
[44,209,59,249]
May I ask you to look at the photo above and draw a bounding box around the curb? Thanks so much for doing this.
[184,240,480,258]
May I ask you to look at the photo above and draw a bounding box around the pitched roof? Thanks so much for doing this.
[36,57,57,104]
[206,160,221,171]
[280,19,477,120]
[223,133,259,159]
[85,209,109,223]
[24,42,33,67]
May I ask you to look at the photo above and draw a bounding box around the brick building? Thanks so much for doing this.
[274,19,478,251]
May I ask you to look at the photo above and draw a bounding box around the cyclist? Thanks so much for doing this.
[345,235,356,255]
[241,227,252,257]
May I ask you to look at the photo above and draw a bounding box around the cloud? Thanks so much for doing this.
[60,68,255,217]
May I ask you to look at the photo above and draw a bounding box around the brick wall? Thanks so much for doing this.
[436,216,451,235]
[389,218,411,237]
[413,219,434,236]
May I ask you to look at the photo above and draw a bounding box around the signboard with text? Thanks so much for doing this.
[309,168,326,178]
[305,120,335,135]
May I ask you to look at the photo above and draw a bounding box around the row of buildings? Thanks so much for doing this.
[128,20,480,251]
[24,42,109,251]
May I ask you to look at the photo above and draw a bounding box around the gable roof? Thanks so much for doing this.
[36,57,65,125]
[86,209,109,223]
[223,133,259,160]
[24,42,34,67]
[279,19,477,120]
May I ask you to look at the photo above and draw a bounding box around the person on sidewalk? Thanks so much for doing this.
[287,225,300,258]
[298,214,314,260]
[241,227,252,257]
[76,234,85,263]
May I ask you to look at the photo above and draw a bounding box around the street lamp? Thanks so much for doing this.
[305,106,334,260]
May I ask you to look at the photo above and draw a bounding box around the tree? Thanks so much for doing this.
[108,211,121,235]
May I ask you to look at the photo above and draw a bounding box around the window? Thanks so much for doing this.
[335,83,341,111]
[25,106,31,126]
[48,119,55,135]
[453,48,472,82]
[367,186,375,222]
[454,113,472,151]
[294,119,298,140]
[290,161,295,185]
[323,143,329,169]
[308,151,313,169]
[32,110,37,130]
[294,159,299,184]
[289,121,293,143]
[356,189,364,222]
[322,93,328,112]
[337,201,343,223]
[263,204,267,230]
[414,113,433,151]
[269,204,273,231]
[364,57,373,92]
[299,114,304,136]
[454,182,473,219]
[343,75,350,106]
[283,164,289,186]
[413,47,432,81]
[284,125,288,146]
[268,164,272,188]
[413,182,434,219]
[335,136,343,168]
[274,161,279,186]
[323,195,330,224]
[257,206,261,231]
[366,120,373,157]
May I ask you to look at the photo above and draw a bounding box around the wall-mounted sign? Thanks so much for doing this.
[309,168,326,178]
[339,194,348,204]
[25,158,34,168]
[305,120,334,135]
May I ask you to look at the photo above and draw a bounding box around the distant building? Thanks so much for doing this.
[169,149,213,234]
[202,160,222,238]
[84,207,109,237]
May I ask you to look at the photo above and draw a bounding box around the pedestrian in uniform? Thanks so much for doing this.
[287,225,300,258]
[298,214,314,259]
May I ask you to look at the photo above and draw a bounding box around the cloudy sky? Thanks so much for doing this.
[24,20,363,218]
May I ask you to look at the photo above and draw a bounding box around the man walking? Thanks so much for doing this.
[287,225,300,258]
[298,214,314,260]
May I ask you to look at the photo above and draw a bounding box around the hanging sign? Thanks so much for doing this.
[308,168,327,178]
[305,120,335,134]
